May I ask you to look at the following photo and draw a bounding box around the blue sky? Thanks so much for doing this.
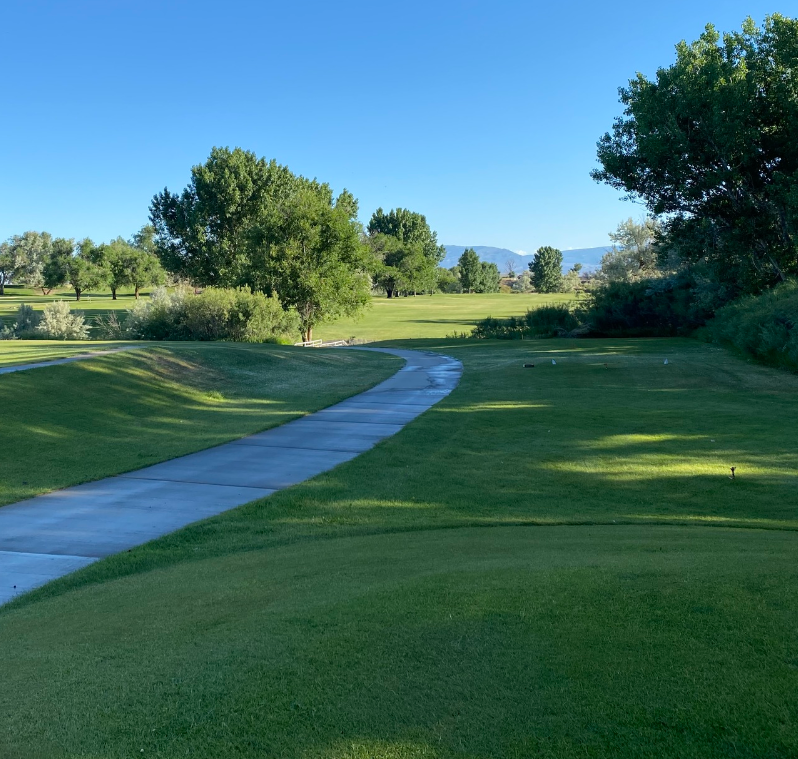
[0,1,786,252]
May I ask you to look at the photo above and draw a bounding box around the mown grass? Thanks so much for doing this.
[0,340,135,368]
[1,338,796,758]
[315,292,578,341]
[0,343,398,507]
[0,285,149,329]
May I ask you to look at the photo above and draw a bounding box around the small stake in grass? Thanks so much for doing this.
[730,466,736,480]
[664,359,669,365]
[551,359,556,365]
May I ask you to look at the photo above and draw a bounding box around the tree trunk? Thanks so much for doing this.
[0,280,4,296]
[111,288,117,300]
[302,326,313,342]
[386,289,393,298]
[135,285,140,299]
[75,289,81,301]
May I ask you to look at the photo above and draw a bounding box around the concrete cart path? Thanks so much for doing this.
[0,345,143,375]
[0,348,462,605]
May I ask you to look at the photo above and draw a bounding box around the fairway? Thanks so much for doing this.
[315,292,577,341]
[2,338,796,758]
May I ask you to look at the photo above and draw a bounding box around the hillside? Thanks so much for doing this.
[442,245,611,273]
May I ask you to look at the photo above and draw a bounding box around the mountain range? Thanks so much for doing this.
[442,245,611,274]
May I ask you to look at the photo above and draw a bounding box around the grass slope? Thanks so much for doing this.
[0,343,398,507]
[315,292,576,341]
[1,338,796,757]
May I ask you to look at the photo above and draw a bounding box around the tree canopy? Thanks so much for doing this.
[367,208,445,297]
[151,147,374,337]
[530,247,564,292]
[150,147,298,286]
[592,15,798,294]
[247,183,371,341]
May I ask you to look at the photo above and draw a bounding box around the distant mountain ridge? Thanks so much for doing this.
[442,245,611,274]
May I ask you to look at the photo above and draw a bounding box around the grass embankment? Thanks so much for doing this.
[315,292,577,341]
[0,343,398,507]
[2,338,797,758]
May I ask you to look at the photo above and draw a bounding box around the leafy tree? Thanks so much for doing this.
[530,246,564,292]
[6,231,55,293]
[66,256,108,301]
[436,266,461,293]
[0,241,20,295]
[592,15,798,293]
[458,248,483,293]
[479,262,501,293]
[367,208,445,265]
[150,147,297,285]
[512,270,534,292]
[561,265,583,293]
[248,183,371,341]
[367,208,445,297]
[103,237,165,299]
[597,218,662,284]
[368,233,406,298]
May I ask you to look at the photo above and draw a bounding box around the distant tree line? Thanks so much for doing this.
[0,229,165,300]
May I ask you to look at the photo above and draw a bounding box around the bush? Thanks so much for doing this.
[35,301,89,340]
[0,304,42,340]
[124,287,299,342]
[584,277,718,337]
[700,280,798,371]
[472,305,582,339]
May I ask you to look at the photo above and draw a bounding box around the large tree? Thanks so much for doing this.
[530,247,564,292]
[592,15,798,293]
[458,248,483,293]
[0,241,20,295]
[150,147,297,286]
[6,231,54,293]
[248,182,371,341]
[367,207,446,266]
[367,208,445,297]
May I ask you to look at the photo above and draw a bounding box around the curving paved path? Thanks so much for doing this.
[0,348,462,605]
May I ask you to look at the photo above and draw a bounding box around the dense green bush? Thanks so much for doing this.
[700,281,798,371]
[472,305,582,339]
[584,277,719,337]
[123,287,299,342]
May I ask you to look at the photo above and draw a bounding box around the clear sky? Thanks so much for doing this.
[0,1,786,252]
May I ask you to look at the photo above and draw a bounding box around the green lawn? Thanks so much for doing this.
[2,338,796,758]
[0,340,136,368]
[0,343,398,507]
[315,292,577,341]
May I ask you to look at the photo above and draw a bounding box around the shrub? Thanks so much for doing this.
[584,277,718,337]
[0,304,42,339]
[700,280,798,371]
[35,301,89,340]
[14,304,41,337]
[472,305,582,339]
[124,287,299,342]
